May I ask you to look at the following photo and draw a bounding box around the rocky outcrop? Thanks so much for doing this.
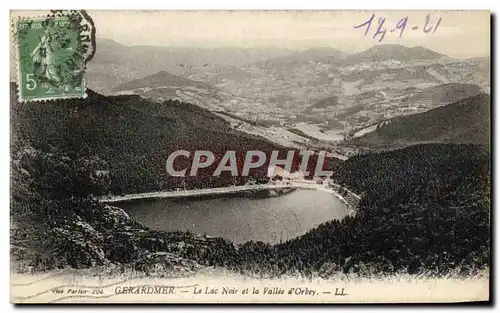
[11,200,235,274]
[133,252,202,277]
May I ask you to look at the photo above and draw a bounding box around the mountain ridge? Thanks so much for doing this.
[86,38,295,93]
[342,44,447,65]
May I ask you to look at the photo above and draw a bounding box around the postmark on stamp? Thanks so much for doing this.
[14,10,96,102]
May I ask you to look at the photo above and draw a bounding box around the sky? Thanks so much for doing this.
[13,10,491,58]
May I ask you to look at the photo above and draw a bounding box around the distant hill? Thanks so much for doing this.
[350,93,490,147]
[342,44,446,65]
[112,71,215,92]
[85,38,293,93]
[111,71,228,107]
[220,44,445,71]
[402,83,482,105]
[254,47,345,68]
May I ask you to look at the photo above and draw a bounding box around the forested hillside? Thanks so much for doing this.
[10,84,269,270]
[350,93,490,147]
[402,83,482,105]
[342,45,445,65]
[232,144,490,276]
[11,84,341,196]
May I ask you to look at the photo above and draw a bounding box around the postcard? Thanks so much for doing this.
[10,10,490,303]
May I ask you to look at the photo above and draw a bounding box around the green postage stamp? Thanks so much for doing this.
[14,11,96,102]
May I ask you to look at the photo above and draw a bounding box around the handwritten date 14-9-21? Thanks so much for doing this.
[354,13,442,42]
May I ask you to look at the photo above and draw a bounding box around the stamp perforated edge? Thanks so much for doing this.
[11,11,94,103]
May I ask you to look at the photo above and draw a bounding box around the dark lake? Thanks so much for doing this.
[118,189,351,244]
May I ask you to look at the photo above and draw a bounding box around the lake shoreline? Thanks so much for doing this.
[98,182,361,210]
[113,187,298,204]
[119,188,354,244]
